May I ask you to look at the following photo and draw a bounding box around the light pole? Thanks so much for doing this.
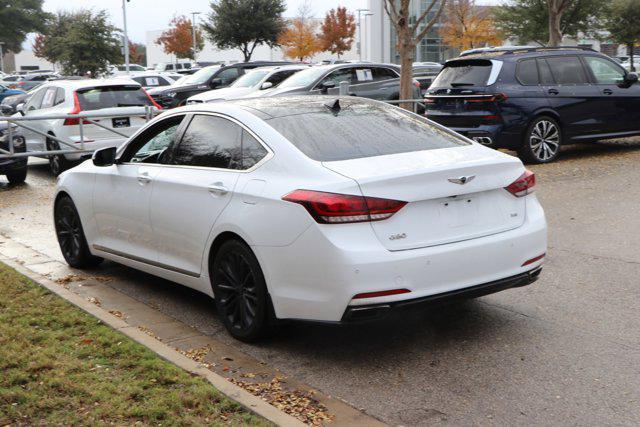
[122,0,131,74]
[191,11,201,64]
[0,42,4,74]
[356,9,371,62]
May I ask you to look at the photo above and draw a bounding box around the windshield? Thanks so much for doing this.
[431,60,493,88]
[76,85,153,110]
[232,70,269,88]
[277,67,327,88]
[181,66,220,85]
[267,102,467,161]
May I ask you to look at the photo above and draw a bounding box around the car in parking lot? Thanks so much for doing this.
[0,84,25,104]
[262,63,421,100]
[148,61,293,108]
[17,79,160,176]
[186,65,310,104]
[11,73,59,91]
[123,72,182,90]
[0,122,28,184]
[424,46,640,163]
[53,96,547,341]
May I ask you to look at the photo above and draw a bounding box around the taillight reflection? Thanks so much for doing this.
[505,170,536,197]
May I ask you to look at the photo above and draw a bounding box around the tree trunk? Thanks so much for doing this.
[630,44,636,72]
[399,44,415,110]
[547,2,563,47]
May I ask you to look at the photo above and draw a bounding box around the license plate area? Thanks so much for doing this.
[439,196,477,228]
[112,117,130,128]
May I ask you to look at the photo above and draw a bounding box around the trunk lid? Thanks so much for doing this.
[323,145,526,251]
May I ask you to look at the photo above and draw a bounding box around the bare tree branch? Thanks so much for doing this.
[416,0,447,41]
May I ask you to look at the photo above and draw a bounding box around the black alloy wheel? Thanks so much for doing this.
[54,196,102,268]
[211,240,271,342]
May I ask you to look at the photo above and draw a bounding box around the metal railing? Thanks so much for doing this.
[0,105,158,159]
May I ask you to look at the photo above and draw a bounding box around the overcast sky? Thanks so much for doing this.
[40,0,498,44]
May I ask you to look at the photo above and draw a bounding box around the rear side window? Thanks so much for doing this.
[537,59,555,84]
[267,102,467,162]
[372,67,399,81]
[546,56,588,84]
[431,60,492,88]
[516,59,539,85]
[76,85,153,111]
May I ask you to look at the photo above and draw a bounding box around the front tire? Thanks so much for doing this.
[518,116,562,164]
[6,167,27,184]
[54,195,103,268]
[211,240,271,342]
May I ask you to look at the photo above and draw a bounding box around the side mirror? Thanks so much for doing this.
[92,147,117,167]
[1,105,15,116]
[320,81,336,94]
[210,78,222,89]
[623,72,638,87]
[260,81,274,90]
[16,103,25,116]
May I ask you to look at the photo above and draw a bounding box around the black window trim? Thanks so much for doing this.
[121,111,273,173]
[118,112,190,163]
[581,54,628,86]
[515,58,540,86]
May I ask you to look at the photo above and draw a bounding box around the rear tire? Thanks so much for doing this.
[518,116,562,164]
[6,167,27,184]
[47,137,71,177]
[211,239,272,342]
[54,195,103,268]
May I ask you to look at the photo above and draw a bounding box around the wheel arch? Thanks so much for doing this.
[207,231,251,277]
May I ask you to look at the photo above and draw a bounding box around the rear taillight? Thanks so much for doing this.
[505,170,535,197]
[63,92,82,126]
[465,93,508,103]
[282,190,407,224]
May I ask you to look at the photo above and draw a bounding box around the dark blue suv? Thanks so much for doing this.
[424,46,640,163]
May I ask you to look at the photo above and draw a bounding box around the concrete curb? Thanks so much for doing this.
[1,257,306,427]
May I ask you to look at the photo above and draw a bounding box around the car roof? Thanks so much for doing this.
[174,95,383,119]
[40,79,142,90]
[455,45,602,61]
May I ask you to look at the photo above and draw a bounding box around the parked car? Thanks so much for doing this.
[0,84,25,104]
[107,64,147,76]
[123,72,181,90]
[17,79,161,176]
[10,73,59,91]
[424,46,640,163]
[53,96,546,341]
[412,63,443,96]
[187,65,310,104]
[0,75,21,86]
[149,61,293,108]
[262,63,421,100]
[153,61,194,74]
[0,123,28,184]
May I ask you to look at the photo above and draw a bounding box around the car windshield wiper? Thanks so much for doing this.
[450,82,475,87]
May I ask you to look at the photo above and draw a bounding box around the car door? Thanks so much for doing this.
[538,56,603,138]
[148,114,247,277]
[19,86,48,151]
[91,114,187,262]
[313,67,353,94]
[582,55,639,133]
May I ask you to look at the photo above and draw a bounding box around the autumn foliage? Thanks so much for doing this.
[439,0,503,51]
[156,15,204,60]
[278,18,322,61]
[319,7,356,58]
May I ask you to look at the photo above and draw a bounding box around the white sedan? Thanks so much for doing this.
[54,97,547,341]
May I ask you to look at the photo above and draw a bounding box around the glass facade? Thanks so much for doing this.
[389,0,448,64]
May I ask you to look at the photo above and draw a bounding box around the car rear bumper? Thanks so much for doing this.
[253,196,547,322]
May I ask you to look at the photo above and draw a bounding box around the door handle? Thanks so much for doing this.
[208,182,228,195]
[548,88,559,95]
[137,172,152,184]
[603,89,613,95]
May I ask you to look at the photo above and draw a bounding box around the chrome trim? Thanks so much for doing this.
[92,244,201,278]
[119,111,274,174]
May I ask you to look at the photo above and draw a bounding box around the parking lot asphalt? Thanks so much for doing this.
[2,142,640,425]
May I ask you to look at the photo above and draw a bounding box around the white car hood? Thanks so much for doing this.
[189,87,256,102]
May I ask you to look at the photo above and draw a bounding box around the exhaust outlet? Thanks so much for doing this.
[472,136,493,145]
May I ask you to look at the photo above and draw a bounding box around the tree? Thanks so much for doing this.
[605,0,640,71]
[202,0,286,62]
[494,0,605,46]
[156,15,204,60]
[439,0,503,51]
[31,10,122,76]
[319,7,356,59]
[129,42,147,66]
[383,0,447,108]
[0,0,49,54]
[279,18,322,61]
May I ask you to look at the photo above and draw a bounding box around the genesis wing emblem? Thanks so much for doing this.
[448,175,476,185]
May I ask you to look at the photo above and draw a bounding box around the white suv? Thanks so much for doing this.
[17,79,160,175]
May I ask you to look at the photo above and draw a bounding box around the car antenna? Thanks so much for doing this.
[324,98,341,116]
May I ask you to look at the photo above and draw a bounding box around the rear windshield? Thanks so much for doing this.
[431,60,493,88]
[76,85,152,110]
[267,102,467,162]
